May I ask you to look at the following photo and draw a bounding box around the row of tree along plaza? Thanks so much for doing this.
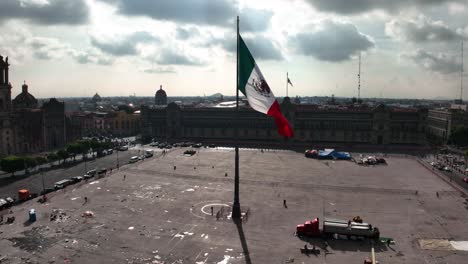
[0,138,123,177]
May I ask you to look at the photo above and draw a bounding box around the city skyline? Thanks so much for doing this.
[0,0,467,100]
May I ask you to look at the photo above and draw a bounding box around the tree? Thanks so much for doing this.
[67,143,82,161]
[77,140,91,159]
[46,152,59,163]
[24,156,37,168]
[448,126,468,147]
[57,149,69,164]
[23,156,37,174]
[35,156,47,165]
[0,156,25,176]
[89,138,100,150]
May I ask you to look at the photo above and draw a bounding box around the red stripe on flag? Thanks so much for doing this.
[266,100,294,138]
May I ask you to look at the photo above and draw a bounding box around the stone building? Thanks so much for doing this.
[0,55,14,155]
[42,98,66,150]
[141,97,428,148]
[0,55,69,156]
[426,108,468,143]
[68,110,141,138]
[155,85,167,105]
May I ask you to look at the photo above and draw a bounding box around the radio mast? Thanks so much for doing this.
[358,52,361,102]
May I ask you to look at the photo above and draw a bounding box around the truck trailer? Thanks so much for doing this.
[297,217,380,239]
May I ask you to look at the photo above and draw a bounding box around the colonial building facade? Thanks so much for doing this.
[0,55,68,156]
[141,98,428,147]
[68,110,141,138]
[426,108,468,143]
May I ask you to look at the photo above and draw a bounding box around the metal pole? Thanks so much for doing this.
[41,168,46,200]
[84,152,87,174]
[461,40,464,102]
[286,72,289,98]
[232,15,241,219]
[117,148,120,169]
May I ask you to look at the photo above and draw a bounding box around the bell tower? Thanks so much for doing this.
[0,55,12,112]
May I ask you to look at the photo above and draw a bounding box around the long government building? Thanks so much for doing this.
[142,87,429,150]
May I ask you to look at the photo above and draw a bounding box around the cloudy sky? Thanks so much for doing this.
[1,0,467,99]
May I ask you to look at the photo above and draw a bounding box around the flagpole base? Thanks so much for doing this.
[232,202,241,219]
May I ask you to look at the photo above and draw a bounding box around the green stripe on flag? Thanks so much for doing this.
[238,35,255,95]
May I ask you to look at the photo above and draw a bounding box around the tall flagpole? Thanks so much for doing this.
[286,72,289,97]
[232,15,241,219]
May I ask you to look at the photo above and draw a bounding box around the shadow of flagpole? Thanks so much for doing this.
[233,218,252,264]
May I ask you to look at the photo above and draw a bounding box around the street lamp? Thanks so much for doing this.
[40,168,46,201]
[84,151,88,174]
[116,147,120,169]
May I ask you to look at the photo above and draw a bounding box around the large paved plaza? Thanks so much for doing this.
[1,147,467,264]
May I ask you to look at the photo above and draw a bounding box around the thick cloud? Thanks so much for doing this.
[99,0,271,32]
[242,36,284,60]
[102,0,236,26]
[176,27,200,40]
[290,20,374,62]
[386,16,463,43]
[26,36,111,65]
[240,8,273,33]
[155,49,204,66]
[304,0,465,15]
[404,49,461,74]
[0,0,89,25]
[211,34,283,61]
[70,50,113,65]
[28,37,69,60]
[91,31,159,56]
[144,67,176,74]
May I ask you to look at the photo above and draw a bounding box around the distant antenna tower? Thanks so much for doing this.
[461,39,464,102]
[357,52,361,101]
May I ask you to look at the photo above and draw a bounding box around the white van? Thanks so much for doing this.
[54,179,72,189]
[144,150,154,158]
[129,156,139,163]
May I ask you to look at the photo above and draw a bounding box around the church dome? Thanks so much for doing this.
[92,93,102,102]
[155,85,167,105]
[12,82,38,109]
[156,86,167,97]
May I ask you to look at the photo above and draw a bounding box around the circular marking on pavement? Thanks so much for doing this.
[201,203,231,215]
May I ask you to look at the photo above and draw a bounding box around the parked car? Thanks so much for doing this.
[192,143,202,148]
[5,197,14,205]
[129,156,139,163]
[98,168,107,175]
[107,149,113,154]
[376,158,386,164]
[443,166,452,172]
[118,145,129,151]
[70,176,84,183]
[464,177,468,183]
[144,150,154,158]
[83,173,94,179]
[87,169,97,176]
[149,142,158,147]
[209,144,216,148]
[54,179,72,189]
[0,198,7,209]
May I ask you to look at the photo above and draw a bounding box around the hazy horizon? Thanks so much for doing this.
[1,0,467,100]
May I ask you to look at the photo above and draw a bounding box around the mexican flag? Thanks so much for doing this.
[238,35,294,138]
